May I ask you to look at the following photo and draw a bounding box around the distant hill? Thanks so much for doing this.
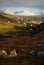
[0,12,18,22]
[0,11,44,23]
[14,10,44,17]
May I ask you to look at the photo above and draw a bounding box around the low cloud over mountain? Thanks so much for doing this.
[0,10,44,17]
[14,11,37,16]
[38,12,44,17]
[3,10,14,15]
[14,10,44,17]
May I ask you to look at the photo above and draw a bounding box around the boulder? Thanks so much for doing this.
[9,49,17,57]
[0,50,7,55]
[35,41,44,47]
[37,52,44,56]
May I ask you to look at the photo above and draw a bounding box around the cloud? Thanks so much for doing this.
[38,12,44,17]
[0,0,44,12]
[14,10,44,17]
[0,0,44,7]
[1,9,44,17]
[14,10,37,16]
[3,10,14,14]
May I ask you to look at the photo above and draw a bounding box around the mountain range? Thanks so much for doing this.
[0,10,44,17]
[1,10,44,17]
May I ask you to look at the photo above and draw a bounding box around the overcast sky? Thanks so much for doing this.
[0,0,44,12]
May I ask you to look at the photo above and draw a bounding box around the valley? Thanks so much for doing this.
[0,13,44,65]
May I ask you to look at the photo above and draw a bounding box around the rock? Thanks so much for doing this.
[35,41,44,47]
[29,50,35,55]
[29,50,34,54]
[37,52,44,56]
[0,50,7,55]
[9,49,17,57]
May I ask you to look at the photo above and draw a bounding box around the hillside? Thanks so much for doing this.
[0,30,44,65]
[0,12,44,65]
[0,12,44,22]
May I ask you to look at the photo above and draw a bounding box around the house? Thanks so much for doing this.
[23,22,27,26]
[18,21,20,23]
[29,20,42,25]
[8,21,10,23]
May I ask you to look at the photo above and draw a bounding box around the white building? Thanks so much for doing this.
[30,20,42,25]
[8,21,10,23]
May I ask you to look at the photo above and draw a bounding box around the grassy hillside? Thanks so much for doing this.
[0,13,44,65]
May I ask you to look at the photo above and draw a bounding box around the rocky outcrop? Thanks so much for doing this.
[9,49,17,57]
[0,50,7,55]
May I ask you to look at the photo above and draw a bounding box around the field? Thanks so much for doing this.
[0,19,26,38]
[0,14,44,65]
[0,21,25,32]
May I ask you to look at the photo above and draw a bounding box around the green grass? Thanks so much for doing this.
[0,21,26,37]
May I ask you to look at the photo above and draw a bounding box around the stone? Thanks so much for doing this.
[9,49,17,57]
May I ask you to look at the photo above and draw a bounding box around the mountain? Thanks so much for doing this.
[38,12,44,17]
[0,10,44,17]
[0,10,44,23]
[14,11,37,16]
[0,11,17,22]
[14,11,44,17]
[3,10,14,15]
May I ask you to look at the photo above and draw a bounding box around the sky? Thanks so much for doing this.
[0,0,44,12]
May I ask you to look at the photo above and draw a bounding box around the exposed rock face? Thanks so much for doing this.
[9,49,17,57]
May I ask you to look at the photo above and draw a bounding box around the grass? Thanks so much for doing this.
[0,21,24,31]
[0,19,44,38]
[0,21,26,37]
[0,17,44,65]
